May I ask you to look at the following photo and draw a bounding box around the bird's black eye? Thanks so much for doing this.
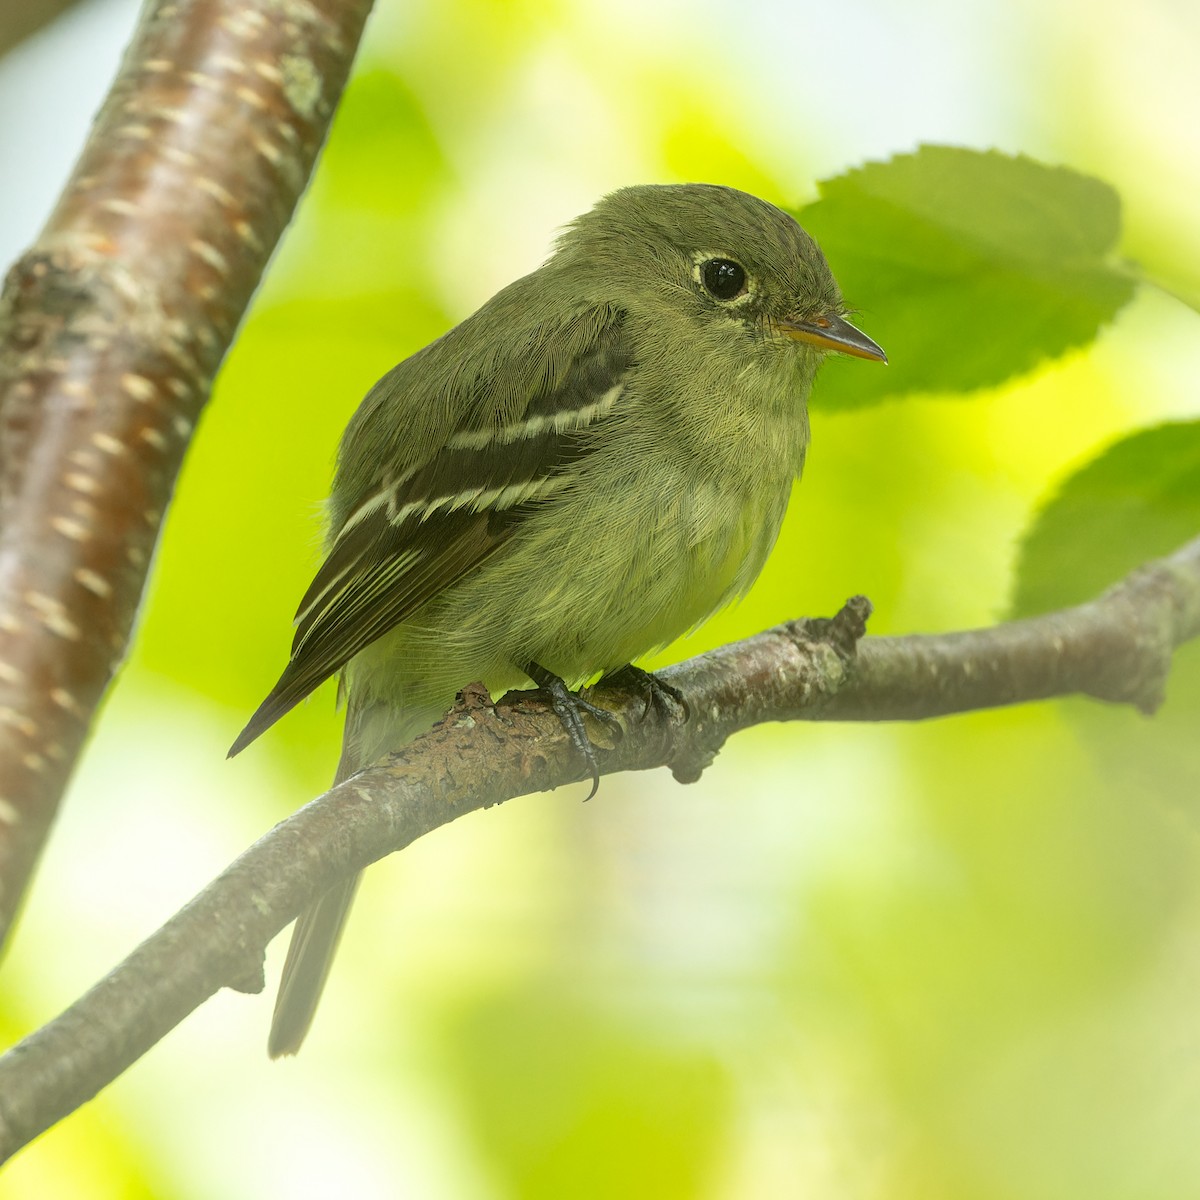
[699,258,747,301]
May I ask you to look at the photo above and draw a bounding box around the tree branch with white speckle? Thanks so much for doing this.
[0,0,375,948]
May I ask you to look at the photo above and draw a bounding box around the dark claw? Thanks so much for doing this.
[604,664,690,722]
[524,661,620,800]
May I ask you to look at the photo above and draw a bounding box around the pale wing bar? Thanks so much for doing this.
[228,317,633,755]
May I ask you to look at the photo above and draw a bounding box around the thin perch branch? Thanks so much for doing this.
[0,0,375,948]
[0,531,1197,1160]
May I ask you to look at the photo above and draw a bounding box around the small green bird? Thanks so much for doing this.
[231,183,885,1056]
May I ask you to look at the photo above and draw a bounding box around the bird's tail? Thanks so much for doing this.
[268,872,361,1058]
[266,683,447,1056]
[267,713,367,1059]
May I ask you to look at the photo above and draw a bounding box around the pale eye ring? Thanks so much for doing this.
[699,258,747,301]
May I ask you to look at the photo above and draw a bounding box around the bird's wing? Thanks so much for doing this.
[229,306,631,755]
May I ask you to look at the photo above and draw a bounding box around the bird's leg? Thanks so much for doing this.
[524,661,621,800]
[602,664,690,722]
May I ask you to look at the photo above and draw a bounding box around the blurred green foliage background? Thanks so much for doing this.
[2,0,1199,1197]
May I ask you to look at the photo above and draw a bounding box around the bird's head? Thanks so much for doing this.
[556,182,886,366]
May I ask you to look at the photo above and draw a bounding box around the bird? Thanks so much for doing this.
[230,182,886,1057]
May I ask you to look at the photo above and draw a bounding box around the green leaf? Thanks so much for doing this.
[1011,422,1200,824]
[1012,421,1200,618]
[797,144,1138,409]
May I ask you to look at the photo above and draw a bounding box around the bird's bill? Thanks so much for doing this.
[775,313,887,362]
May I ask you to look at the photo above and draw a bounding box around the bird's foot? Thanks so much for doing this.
[602,664,690,722]
[524,661,622,800]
